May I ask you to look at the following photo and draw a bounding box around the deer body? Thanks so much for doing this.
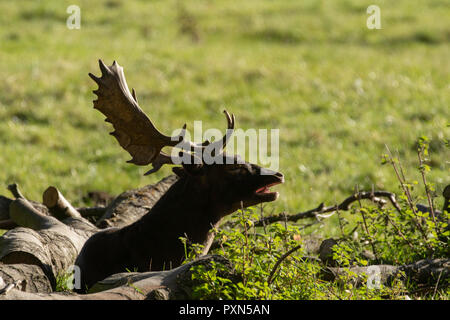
[75,177,220,291]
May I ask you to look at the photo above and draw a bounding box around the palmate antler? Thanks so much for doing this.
[89,60,235,174]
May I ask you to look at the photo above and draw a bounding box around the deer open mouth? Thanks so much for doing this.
[253,173,284,202]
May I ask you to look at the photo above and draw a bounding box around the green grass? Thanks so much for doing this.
[0,0,448,237]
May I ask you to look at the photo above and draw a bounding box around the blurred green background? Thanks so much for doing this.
[0,0,448,229]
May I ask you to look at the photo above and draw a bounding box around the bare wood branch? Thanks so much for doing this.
[385,214,417,251]
[0,279,24,296]
[385,146,431,248]
[355,185,379,261]
[432,270,443,300]
[9,198,56,230]
[417,149,436,224]
[2,184,50,220]
[43,186,81,220]
[254,190,401,228]
[7,184,25,200]
[267,244,301,285]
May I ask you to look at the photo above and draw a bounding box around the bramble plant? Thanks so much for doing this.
[182,137,449,299]
[185,207,323,300]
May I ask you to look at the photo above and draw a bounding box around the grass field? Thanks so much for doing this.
[0,0,448,236]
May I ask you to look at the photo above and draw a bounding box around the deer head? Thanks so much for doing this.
[171,154,284,219]
[89,60,284,215]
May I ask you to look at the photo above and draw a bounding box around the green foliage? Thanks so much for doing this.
[190,261,238,300]
[55,271,73,292]
[184,199,448,299]
[183,139,448,299]
[184,207,323,299]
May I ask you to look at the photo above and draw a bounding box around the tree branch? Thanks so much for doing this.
[255,190,401,227]
[43,186,81,220]
[267,244,302,285]
[7,184,25,200]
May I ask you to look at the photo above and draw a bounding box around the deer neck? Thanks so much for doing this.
[127,176,223,245]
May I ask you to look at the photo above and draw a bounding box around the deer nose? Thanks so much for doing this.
[274,171,284,183]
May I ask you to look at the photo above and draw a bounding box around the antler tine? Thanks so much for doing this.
[223,110,232,128]
[131,88,138,103]
[179,123,187,139]
[88,72,102,85]
[89,59,113,85]
[176,110,234,154]
[199,109,235,159]
[143,152,174,175]
[98,59,110,75]
[221,109,235,148]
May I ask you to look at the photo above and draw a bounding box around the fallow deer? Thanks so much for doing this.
[74,60,284,292]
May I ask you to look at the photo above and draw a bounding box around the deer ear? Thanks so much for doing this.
[176,150,204,176]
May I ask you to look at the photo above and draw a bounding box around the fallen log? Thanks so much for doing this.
[43,186,82,220]
[7,183,50,215]
[0,185,106,230]
[0,185,50,230]
[0,206,107,230]
[0,255,236,300]
[0,178,180,295]
[0,198,97,289]
[0,263,52,293]
[0,177,176,230]
[322,258,450,286]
